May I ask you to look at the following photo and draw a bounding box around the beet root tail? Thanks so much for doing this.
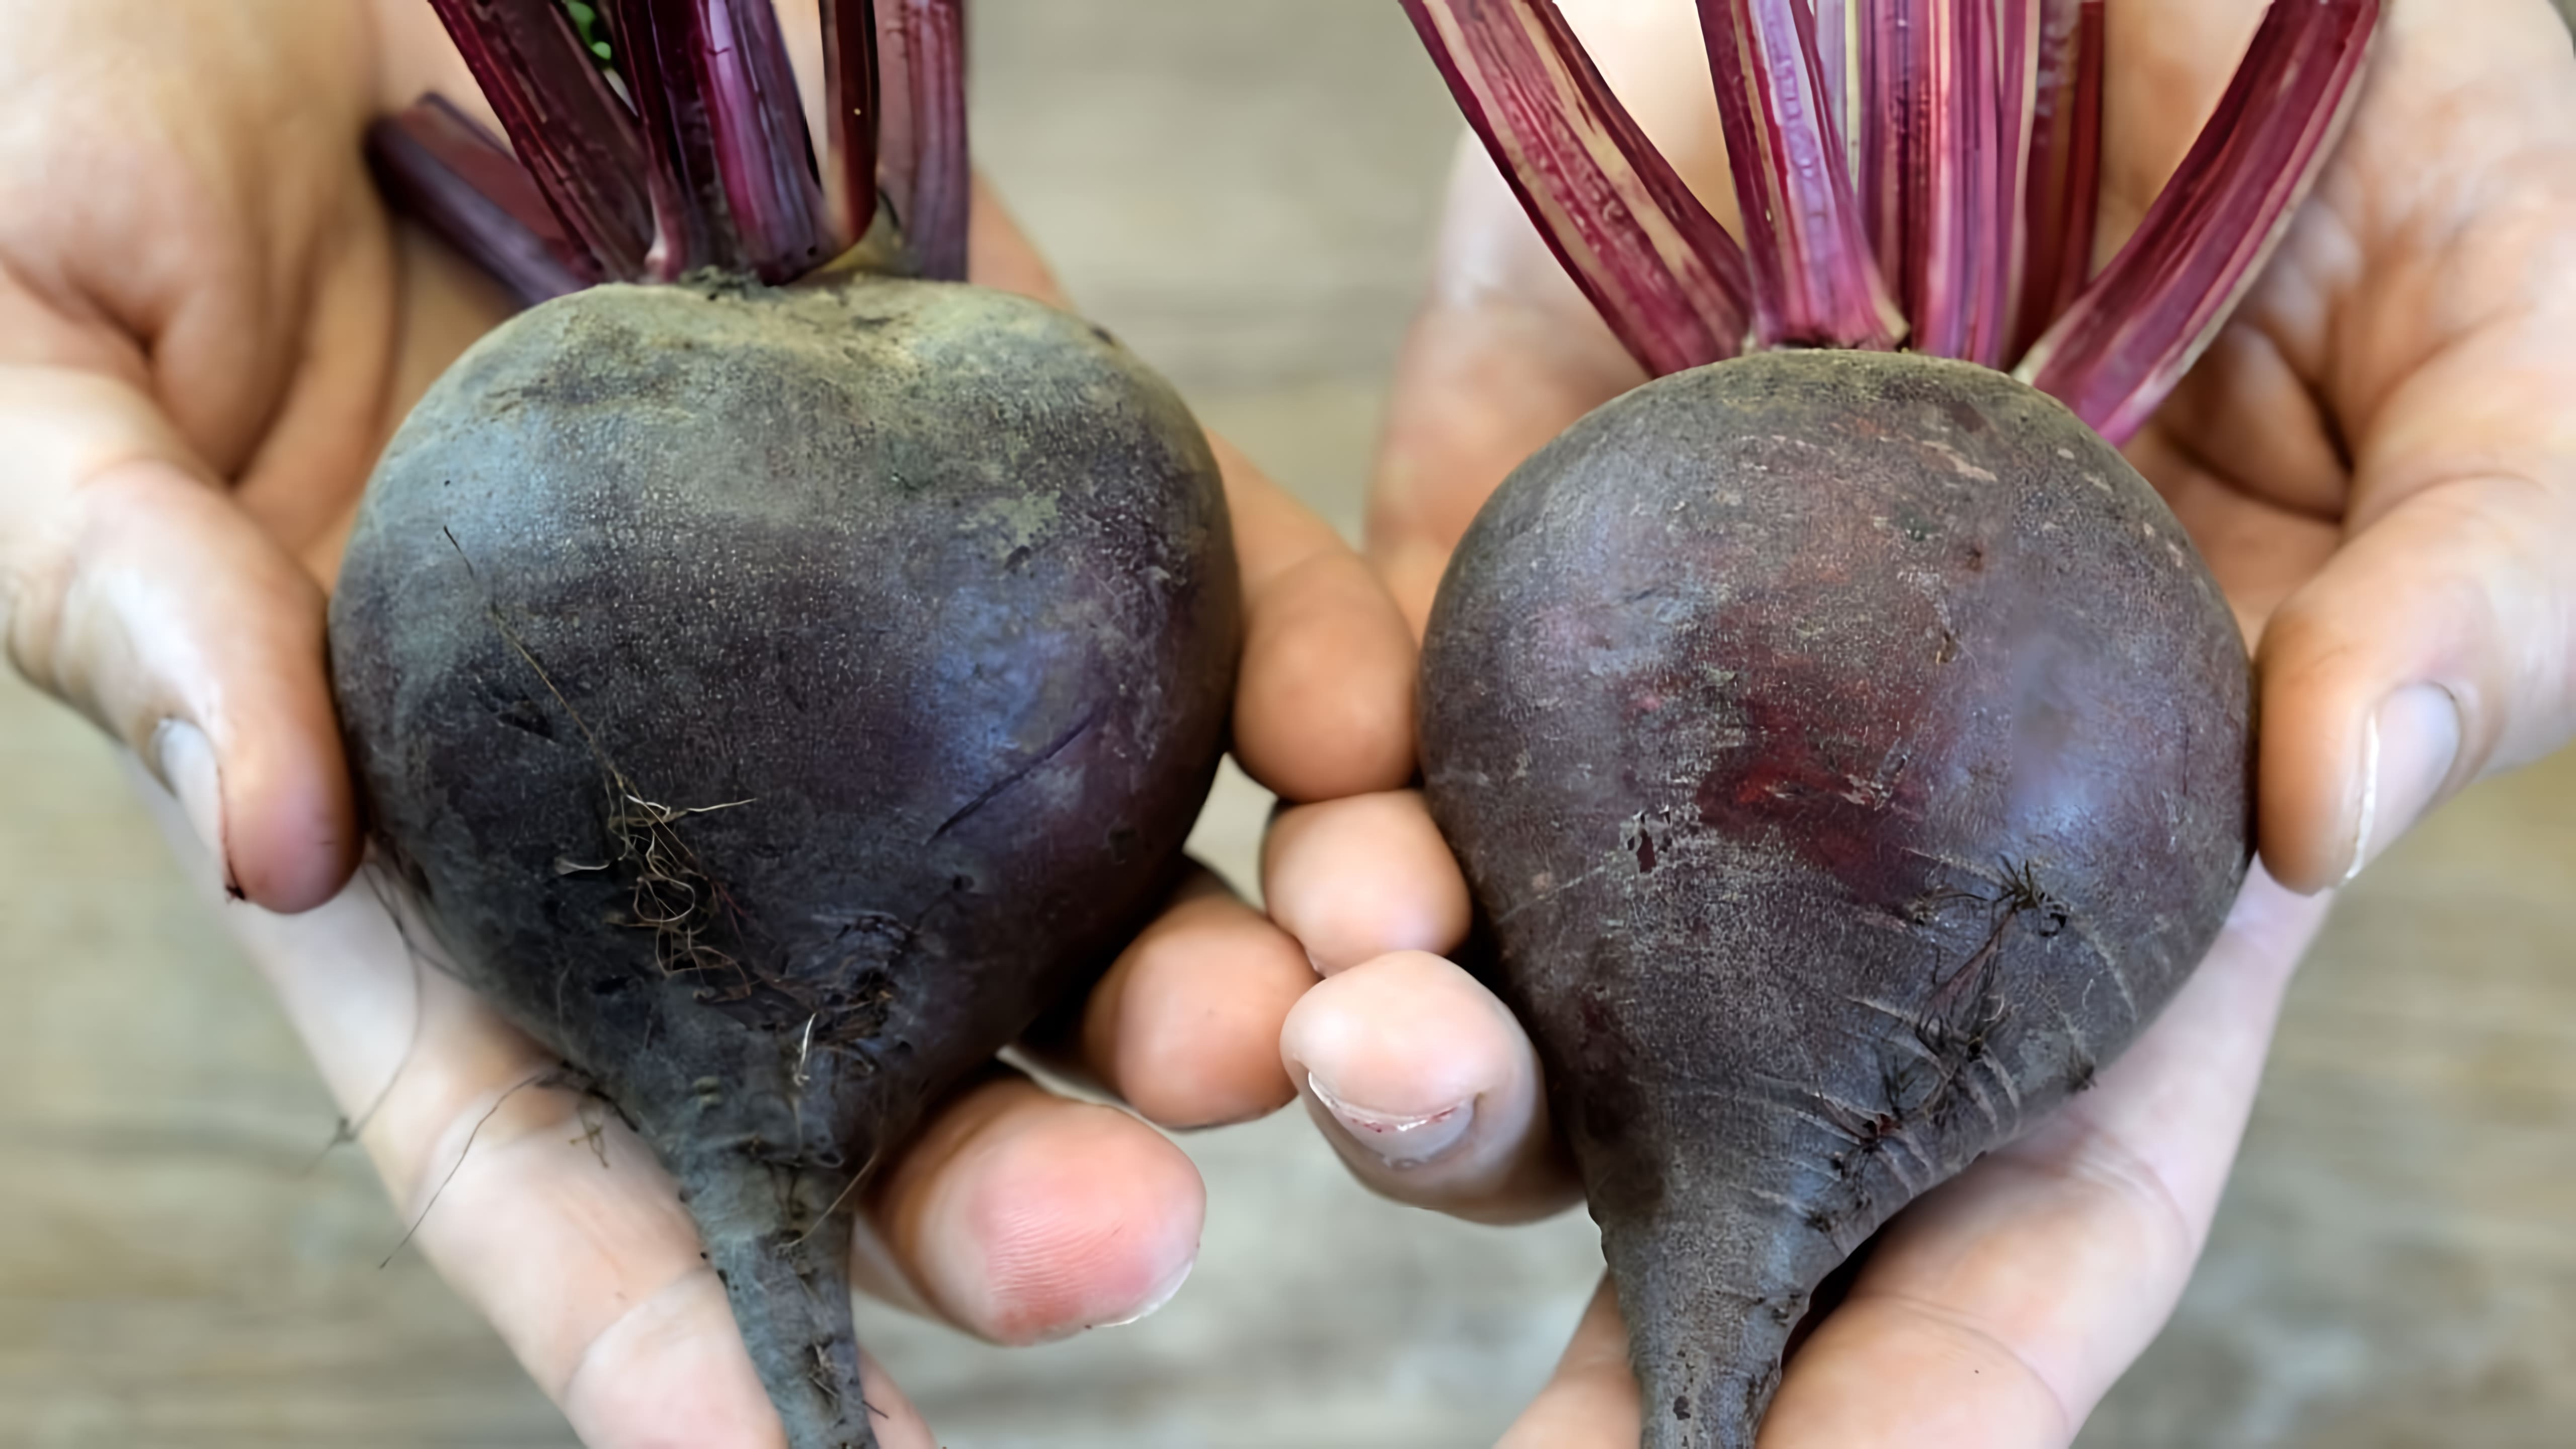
[681,1150,878,1449]
[1602,1199,1833,1449]
[1573,1093,1907,1449]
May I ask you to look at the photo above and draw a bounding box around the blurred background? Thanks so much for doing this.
[4,2,2573,1445]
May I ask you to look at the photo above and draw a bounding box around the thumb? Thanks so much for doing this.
[2256,472,2576,892]
[1,365,358,911]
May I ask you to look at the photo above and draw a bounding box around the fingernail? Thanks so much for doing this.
[151,719,228,878]
[2344,684,2462,884]
[1307,1071,1475,1168]
[1097,1254,1195,1330]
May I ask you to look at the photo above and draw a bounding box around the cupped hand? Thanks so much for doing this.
[1262,0,2576,1442]
[0,1,1416,1444]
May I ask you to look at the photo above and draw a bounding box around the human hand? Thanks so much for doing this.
[1,1,1417,1443]
[1273,0,2576,1442]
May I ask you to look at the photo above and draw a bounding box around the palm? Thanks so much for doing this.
[2124,0,2549,637]
[24,0,398,569]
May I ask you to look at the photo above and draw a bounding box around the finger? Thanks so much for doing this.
[1497,1278,1640,1449]
[2,368,357,911]
[1217,432,1421,801]
[1262,789,1471,974]
[2238,6,2576,893]
[1759,871,2332,1446]
[866,1072,1205,1347]
[1279,950,1578,1224]
[2257,472,2576,891]
[1067,865,1313,1130]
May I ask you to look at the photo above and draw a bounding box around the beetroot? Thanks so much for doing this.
[333,5,1235,1445]
[1398,2,2380,1444]
[1420,350,2245,1433]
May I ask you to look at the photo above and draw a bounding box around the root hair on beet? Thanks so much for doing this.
[302,864,434,1176]
[377,1066,581,1269]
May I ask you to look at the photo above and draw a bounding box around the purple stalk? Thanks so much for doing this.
[874,0,971,282]
[821,0,883,250]
[1988,0,2039,363]
[2011,0,2105,359]
[1400,0,1755,376]
[1855,1,1904,285]
[1863,2,1921,349]
[1697,0,1902,350]
[1896,1,1947,353]
[1947,0,2006,363]
[423,0,655,280]
[366,97,593,307]
[695,0,831,282]
[1813,0,1855,168]
[603,0,743,279]
[1861,0,2008,362]
[2020,0,2378,444]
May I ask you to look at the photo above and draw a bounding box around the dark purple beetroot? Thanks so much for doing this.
[1393,0,2380,1439]
[330,274,1236,1447]
[1419,352,2249,1446]
[342,5,1240,1443]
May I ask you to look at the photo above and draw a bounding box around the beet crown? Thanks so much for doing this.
[372,0,972,300]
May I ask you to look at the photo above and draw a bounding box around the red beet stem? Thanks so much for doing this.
[1400,0,1754,376]
[423,0,655,280]
[367,97,597,307]
[601,0,745,278]
[2019,0,2379,443]
[1696,0,1901,350]
[873,0,971,282]
[1859,0,2012,362]
[1812,0,1855,169]
[694,0,831,283]
[822,0,884,250]
[2011,0,2105,358]
[1988,0,2040,361]
[1852,2,1897,279]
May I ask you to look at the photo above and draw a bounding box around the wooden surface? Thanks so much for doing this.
[4,3,2573,1447]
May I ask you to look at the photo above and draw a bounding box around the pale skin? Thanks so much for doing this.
[5,3,2572,1447]
[1277,0,2576,1442]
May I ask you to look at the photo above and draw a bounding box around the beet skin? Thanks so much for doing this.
[1419,352,2251,1448]
[330,275,1237,1447]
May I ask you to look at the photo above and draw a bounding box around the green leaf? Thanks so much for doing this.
[560,1,611,64]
